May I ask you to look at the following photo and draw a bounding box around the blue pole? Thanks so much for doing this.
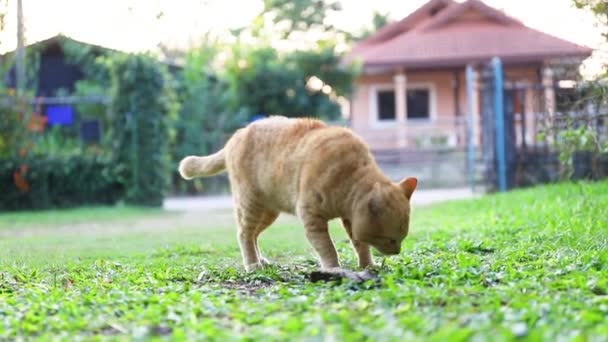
[492,57,507,192]
[465,65,476,192]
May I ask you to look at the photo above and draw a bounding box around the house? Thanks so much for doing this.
[2,35,113,97]
[345,0,593,151]
[2,34,181,97]
[1,35,181,143]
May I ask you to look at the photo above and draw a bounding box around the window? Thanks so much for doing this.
[377,90,396,120]
[372,84,434,123]
[407,89,430,119]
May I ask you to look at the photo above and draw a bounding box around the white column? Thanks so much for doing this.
[394,70,407,148]
[541,66,557,145]
[543,67,555,117]
[471,69,481,146]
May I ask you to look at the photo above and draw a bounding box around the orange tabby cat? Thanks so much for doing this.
[179,116,417,271]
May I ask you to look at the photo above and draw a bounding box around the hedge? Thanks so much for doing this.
[0,155,124,211]
[110,54,174,206]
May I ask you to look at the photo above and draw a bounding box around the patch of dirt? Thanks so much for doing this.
[197,271,278,295]
[221,280,276,295]
[195,265,381,296]
[309,268,379,283]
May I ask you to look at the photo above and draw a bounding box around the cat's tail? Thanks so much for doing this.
[178,148,226,180]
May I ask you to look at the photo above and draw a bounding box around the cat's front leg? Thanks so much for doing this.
[341,219,375,268]
[300,214,340,269]
[352,242,375,269]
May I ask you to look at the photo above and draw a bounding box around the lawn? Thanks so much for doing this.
[0,206,166,231]
[1,181,607,341]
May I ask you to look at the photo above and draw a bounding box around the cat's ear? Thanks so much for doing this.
[399,177,418,200]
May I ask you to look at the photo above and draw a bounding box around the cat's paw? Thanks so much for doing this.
[244,262,263,272]
[259,257,273,266]
[359,261,376,269]
[309,267,378,283]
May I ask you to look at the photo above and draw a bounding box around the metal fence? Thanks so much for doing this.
[475,58,608,192]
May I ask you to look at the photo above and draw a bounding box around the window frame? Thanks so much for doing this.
[369,82,437,128]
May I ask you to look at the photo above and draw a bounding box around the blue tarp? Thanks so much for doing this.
[46,105,74,126]
[250,114,266,122]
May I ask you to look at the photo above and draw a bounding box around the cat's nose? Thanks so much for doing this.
[387,246,401,255]
[388,240,401,254]
[380,244,401,255]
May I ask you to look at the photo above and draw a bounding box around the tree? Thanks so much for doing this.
[173,42,247,194]
[259,0,342,39]
[574,0,608,40]
[221,0,359,121]
[352,11,391,42]
[0,0,37,159]
[0,0,5,46]
[222,44,355,120]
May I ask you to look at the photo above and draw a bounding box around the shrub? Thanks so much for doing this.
[0,155,124,211]
[172,46,247,195]
[109,54,177,206]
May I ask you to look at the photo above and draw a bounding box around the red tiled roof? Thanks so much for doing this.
[348,0,593,69]
[352,0,456,53]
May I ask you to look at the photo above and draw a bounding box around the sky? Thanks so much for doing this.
[0,0,605,75]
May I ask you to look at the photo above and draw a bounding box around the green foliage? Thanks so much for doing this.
[0,95,29,158]
[29,126,84,157]
[173,45,247,194]
[1,181,607,339]
[227,0,359,122]
[538,81,608,180]
[14,46,43,94]
[224,44,356,120]
[60,36,115,145]
[0,17,41,158]
[557,0,608,179]
[574,0,608,39]
[352,11,392,41]
[260,0,342,39]
[287,44,356,98]
[71,81,110,131]
[110,54,176,206]
[555,125,608,178]
[224,46,307,117]
[0,0,6,47]
[257,0,389,45]
[0,155,123,211]
[60,36,113,85]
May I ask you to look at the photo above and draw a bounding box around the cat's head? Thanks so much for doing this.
[351,177,417,255]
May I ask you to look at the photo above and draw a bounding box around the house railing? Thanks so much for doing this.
[352,115,469,150]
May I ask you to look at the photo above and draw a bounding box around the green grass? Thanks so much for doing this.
[1,182,607,341]
[0,206,165,230]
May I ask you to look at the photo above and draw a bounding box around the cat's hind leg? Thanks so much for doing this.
[235,205,261,271]
[254,210,279,266]
[234,199,277,272]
